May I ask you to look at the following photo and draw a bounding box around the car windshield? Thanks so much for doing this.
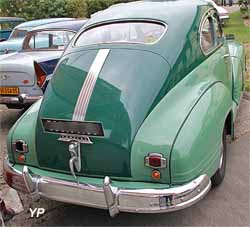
[23,30,75,51]
[75,21,166,46]
[9,29,28,39]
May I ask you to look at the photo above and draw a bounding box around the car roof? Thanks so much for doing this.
[86,0,211,27]
[69,0,215,69]
[0,17,26,23]
[15,18,74,30]
[30,19,88,32]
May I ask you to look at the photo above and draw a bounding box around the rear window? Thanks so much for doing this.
[75,21,166,46]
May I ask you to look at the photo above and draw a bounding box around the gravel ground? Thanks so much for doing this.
[0,93,249,226]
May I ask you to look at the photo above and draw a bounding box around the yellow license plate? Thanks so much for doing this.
[0,87,19,95]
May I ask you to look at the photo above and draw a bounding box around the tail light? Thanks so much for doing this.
[145,153,167,169]
[34,61,46,88]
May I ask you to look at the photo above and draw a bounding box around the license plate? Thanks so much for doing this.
[0,87,19,95]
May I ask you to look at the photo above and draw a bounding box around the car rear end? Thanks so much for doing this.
[0,53,43,108]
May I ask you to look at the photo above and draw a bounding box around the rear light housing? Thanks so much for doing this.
[12,140,28,153]
[34,61,46,88]
[145,153,167,169]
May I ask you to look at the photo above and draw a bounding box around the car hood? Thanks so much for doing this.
[36,48,171,180]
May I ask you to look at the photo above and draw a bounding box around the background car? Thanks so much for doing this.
[3,0,245,218]
[0,17,26,42]
[0,19,87,109]
[0,18,74,55]
[208,0,229,23]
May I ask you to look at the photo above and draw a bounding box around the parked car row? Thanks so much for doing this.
[0,17,26,42]
[0,18,87,108]
[1,0,244,218]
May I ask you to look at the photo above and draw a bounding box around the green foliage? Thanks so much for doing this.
[65,0,87,18]
[0,0,134,19]
[223,11,249,44]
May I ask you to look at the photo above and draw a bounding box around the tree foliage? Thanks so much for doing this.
[0,0,134,19]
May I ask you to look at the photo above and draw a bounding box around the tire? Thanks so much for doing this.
[211,127,227,187]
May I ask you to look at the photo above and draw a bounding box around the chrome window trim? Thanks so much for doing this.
[74,19,168,47]
[199,8,223,56]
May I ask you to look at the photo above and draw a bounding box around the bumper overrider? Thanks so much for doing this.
[3,159,211,217]
[0,94,42,105]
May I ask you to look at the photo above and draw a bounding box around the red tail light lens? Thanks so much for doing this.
[145,153,167,168]
[149,156,162,167]
[34,61,46,88]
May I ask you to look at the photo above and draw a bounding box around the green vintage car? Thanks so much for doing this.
[3,0,245,217]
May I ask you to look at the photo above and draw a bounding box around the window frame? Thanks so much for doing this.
[74,19,168,48]
[22,29,76,51]
[199,10,223,56]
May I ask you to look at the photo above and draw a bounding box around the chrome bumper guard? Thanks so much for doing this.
[0,94,42,105]
[4,160,211,217]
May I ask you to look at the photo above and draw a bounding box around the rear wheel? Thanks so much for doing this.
[211,127,227,187]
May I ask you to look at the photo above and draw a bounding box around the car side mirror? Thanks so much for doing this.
[225,34,235,40]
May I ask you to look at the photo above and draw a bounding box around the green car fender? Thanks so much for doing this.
[130,71,232,185]
[171,82,232,184]
[8,99,42,165]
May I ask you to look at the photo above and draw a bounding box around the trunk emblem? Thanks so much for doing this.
[68,141,81,182]
[58,134,93,144]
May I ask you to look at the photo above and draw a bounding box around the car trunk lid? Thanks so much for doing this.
[36,48,170,180]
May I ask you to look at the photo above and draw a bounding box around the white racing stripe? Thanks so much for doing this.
[72,49,110,121]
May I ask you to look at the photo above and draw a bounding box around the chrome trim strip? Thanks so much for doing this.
[72,49,110,121]
[4,159,211,217]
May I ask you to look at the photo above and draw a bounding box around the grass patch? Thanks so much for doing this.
[245,79,250,91]
[223,10,250,43]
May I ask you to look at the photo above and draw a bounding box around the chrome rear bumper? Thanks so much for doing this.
[0,94,42,105]
[3,159,211,217]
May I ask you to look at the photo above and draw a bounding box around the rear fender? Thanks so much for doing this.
[130,68,231,184]
[171,82,232,184]
[8,99,42,165]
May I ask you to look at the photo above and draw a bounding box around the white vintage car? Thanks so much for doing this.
[0,19,87,108]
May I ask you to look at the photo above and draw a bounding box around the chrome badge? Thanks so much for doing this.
[68,141,81,181]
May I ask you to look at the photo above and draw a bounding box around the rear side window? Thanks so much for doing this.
[24,30,75,50]
[200,17,215,53]
[75,21,166,46]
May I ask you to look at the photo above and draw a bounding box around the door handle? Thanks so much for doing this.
[223,54,230,58]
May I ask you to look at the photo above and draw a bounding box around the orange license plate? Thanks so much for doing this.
[0,87,19,95]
